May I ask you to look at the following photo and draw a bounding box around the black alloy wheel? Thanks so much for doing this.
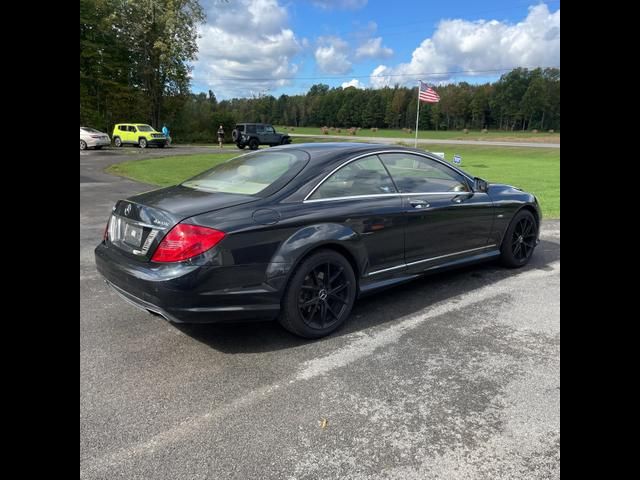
[280,250,356,338]
[500,210,537,267]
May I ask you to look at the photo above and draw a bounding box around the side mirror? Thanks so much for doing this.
[473,177,488,193]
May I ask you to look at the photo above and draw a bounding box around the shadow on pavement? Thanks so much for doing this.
[174,238,559,354]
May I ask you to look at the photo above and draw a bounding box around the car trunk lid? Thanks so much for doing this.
[107,185,257,261]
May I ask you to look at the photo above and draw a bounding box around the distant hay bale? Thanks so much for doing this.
[371,127,378,132]
[348,127,356,135]
[321,126,329,135]
[463,128,469,134]
[532,129,538,134]
[548,129,554,133]
[482,128,488,133]
[336,128,341,133]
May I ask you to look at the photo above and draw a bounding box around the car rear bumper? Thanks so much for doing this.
[86,137,111,147]
[95,242,281,323]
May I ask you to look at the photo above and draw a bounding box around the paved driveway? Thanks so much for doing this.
[80,147,560,479]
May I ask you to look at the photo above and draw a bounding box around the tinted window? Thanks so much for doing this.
[256,125,265,133]
[379,153,470,193]
[182,150,309,195]
[246,125,257,134]
[81,127,100,133]
[130,126,137,132]
[236,125,245,132]
[311,156,397,200]
[118,125,127,131]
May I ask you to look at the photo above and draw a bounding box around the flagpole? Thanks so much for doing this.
[414,81,421,148]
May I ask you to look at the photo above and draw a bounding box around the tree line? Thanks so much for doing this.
[218,67,560,132]
[80,1,559,143]
[80,0,204,133]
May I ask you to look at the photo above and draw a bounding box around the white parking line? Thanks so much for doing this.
[296,261,559,381]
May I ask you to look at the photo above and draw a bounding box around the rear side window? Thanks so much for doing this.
[378,153,470,193]
[246,125,256,134]
[118,125,127,131]
[310,156,397,200]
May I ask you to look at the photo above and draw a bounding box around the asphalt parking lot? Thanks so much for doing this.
[80,147,560,480]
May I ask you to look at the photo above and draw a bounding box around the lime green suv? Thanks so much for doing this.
[112,123,167,149]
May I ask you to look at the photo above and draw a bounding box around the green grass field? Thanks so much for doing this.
[107,153,238,186]
[416,144,559,218]
[107,144,559,218]
[278,126,560,144]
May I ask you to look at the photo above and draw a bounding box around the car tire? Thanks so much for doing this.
[500,209,538,268]
[248,138,259,150]
[281,137,291,145]
[139,138,147,149]
[114,137,122,147]
[279,249,357,339]
[80,140,87,151]
[236,143,246,149]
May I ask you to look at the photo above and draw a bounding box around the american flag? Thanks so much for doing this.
[419,81,440,103]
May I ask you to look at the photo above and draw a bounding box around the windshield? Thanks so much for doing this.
[137,125,154,132]
[182,149,309,195]
[81,127,100,133]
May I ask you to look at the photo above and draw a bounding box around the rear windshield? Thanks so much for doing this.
[182,149,309,196]
[137,125,154,132]
[81,127,100,133]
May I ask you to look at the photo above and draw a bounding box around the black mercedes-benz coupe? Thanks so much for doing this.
[95,143,541,338]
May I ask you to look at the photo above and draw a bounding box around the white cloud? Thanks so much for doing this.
[370,4,560,88]
[354,37,393,60]
[192,0,302,98]
[314,31,392,74]
[311,0,368,10]
[315,36,352,74]
[341,79,364,89]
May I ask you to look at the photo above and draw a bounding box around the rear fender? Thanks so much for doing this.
[265,223,366,290]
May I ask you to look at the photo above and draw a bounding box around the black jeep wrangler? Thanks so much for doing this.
[232,123,292,150]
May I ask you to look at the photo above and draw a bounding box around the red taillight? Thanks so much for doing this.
[151,224,225,263]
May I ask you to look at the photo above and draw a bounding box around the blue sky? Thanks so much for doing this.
[192,0,560,99]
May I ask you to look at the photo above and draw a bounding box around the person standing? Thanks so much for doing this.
[217,125,225,148]
[162,124,171,146]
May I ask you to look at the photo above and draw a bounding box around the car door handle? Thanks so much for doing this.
[451,194,471,203]
[409,199,430,209]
